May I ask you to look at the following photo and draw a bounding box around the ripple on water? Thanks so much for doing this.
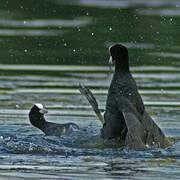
[105,41,155,50]
[0,64,179,179]
[149,52,180,59]
[0,17,91,28]
[137,8,180,16]
[0,29,63,37]
[0,64,179,72]
[55,0,180,9]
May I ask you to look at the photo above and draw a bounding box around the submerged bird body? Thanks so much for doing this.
[29,104,79,136]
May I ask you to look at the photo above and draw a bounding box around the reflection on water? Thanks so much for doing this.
[0,0,180,179]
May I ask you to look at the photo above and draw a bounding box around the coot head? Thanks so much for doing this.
[30,103,48,116]
[29,103,48,128]
[109,44,129,72]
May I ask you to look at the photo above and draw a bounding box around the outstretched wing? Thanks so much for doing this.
[79,84,104,124]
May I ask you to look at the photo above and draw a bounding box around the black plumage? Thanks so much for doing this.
[101,44,170,149]
[79,44,171,150]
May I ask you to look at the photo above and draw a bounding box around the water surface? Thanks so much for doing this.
[0,0,180,179]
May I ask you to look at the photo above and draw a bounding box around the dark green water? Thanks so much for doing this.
[0,0,180,179]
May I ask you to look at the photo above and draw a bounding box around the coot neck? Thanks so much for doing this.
[29,114,46,131]
[114,58,130,74]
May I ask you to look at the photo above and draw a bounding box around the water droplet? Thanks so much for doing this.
[91,32,94,36]
[73,49,76,52]
[64,43,67,46]
[24,49,28,53]
[109,27,112,31]
[139,35,144,40]
[15,105,20,108]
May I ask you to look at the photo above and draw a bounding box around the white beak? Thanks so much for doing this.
[109,56,113,64]
[39,108,48,114]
